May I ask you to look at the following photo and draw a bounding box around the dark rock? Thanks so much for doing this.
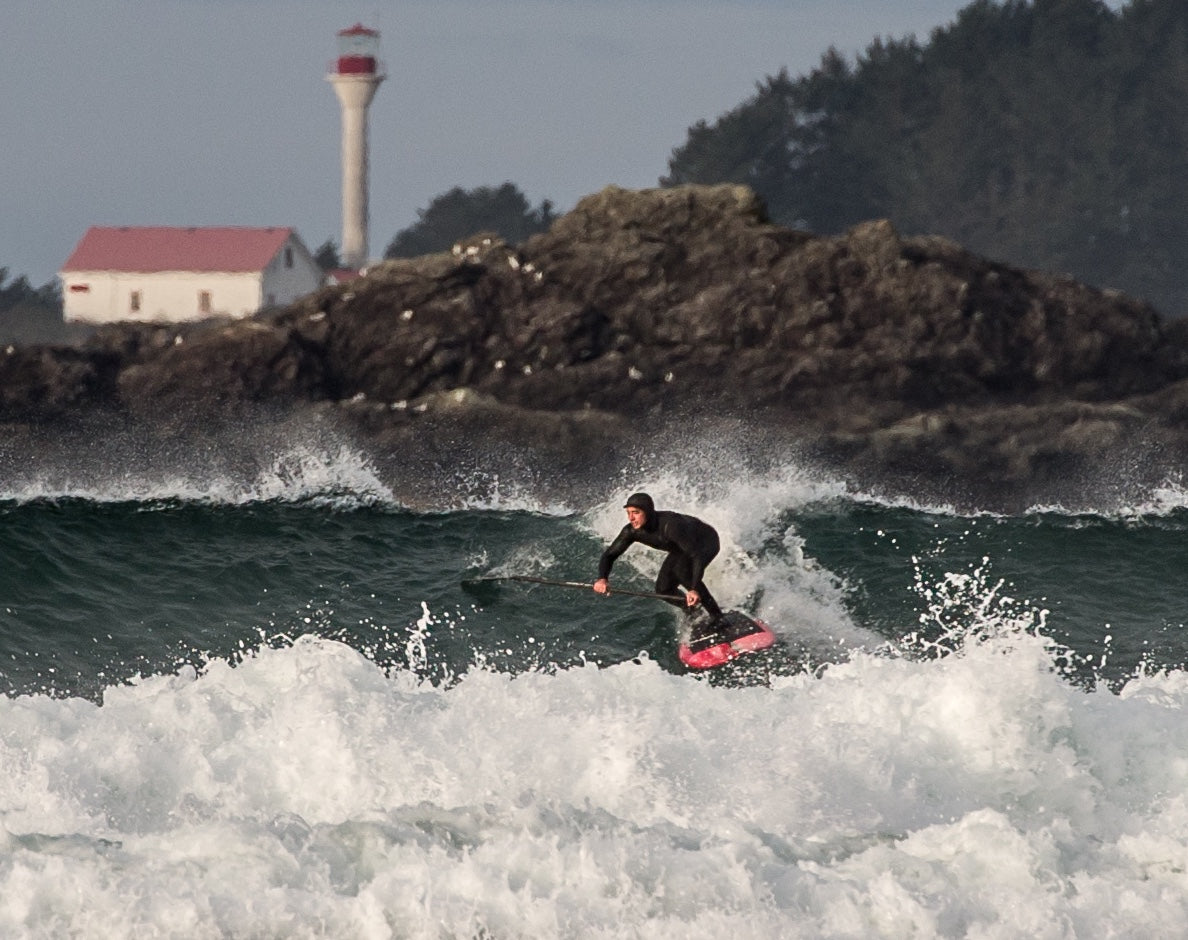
[111,320,326,428]
[0,344,115,420]
[8,183,1188,509]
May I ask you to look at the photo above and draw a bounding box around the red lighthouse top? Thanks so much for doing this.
[335,23,380,75]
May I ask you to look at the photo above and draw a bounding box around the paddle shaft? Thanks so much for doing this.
[470,574,685,603]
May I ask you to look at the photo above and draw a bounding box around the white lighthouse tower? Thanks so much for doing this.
[327,24,385,270]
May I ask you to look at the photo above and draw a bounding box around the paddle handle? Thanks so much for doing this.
[473,574,685,603]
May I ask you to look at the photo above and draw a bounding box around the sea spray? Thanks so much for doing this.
[2,454,1188,934]
[3,626,1188,936]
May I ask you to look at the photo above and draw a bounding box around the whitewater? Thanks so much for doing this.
[1,439,1187,938]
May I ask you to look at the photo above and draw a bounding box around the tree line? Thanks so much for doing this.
[15,1,1187,326]
[381,0,1188,317]
[662,0,1188,315]
[312,183,555,271]
[0,269,78,344]
[0,269,60,313]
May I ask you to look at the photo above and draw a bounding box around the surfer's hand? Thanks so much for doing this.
[686,589,700,607]
[594,578,609,595]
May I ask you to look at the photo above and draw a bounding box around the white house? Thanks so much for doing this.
[59,227,324,324]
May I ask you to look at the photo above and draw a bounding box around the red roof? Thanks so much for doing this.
[338,23,378,36]
[61,226,297,274]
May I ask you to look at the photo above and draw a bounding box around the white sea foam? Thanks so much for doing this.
[1,621,1186,937]
[0,438,575,515]
[4,417,1186,934]
[455,475,577,516]
[1009,470,1188,521]
[808,469,1188,523]
[585,464,884,656]
[1041,472,1188,520]
[0,442,396,508]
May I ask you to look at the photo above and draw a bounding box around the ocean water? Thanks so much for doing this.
[2,436,1188,938]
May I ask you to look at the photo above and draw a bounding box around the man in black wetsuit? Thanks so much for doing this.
[593,492,725,626]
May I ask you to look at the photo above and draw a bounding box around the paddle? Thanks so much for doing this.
[461,574,684,604]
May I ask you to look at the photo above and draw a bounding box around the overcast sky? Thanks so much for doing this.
[6,1,1010,284]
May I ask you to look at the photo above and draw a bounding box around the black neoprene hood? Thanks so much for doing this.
[624,492,655,514]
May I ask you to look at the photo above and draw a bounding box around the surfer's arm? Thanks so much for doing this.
[596,525,635,583]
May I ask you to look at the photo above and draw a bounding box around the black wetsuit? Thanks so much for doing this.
[598,511,724,620]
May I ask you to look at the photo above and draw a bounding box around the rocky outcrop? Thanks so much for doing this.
[5,183,1188,508]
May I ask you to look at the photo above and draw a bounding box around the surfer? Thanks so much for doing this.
[593,492,725,626]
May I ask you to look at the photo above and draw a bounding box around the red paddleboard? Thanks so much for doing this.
[678,610,776,670]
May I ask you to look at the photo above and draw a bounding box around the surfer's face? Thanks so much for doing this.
[626,507,646,529]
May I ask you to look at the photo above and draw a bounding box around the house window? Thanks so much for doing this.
[69,283,91,293]
[198,291,212,314]
[284,246,293,268]
[130,290,141,313]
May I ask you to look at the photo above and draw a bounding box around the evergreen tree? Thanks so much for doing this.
[0,267,76,345]
[385,183,557,259]
[0,268,60,314]
[312,239,342,272]
[662,0,1188,314]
